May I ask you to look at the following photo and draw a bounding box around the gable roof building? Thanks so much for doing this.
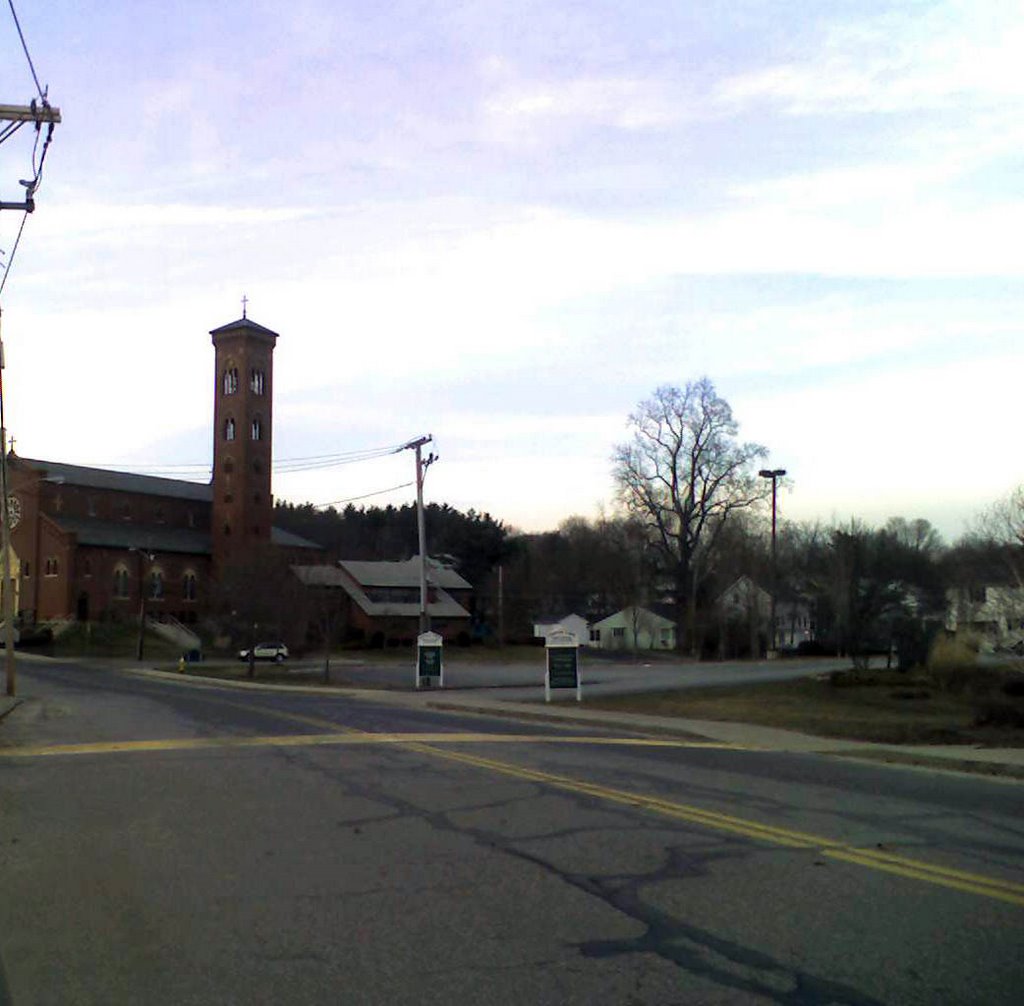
[6,314,321,627]
[293,557,472,644]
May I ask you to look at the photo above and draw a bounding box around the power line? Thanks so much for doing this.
[314,481,416,508]
[56,440,412,478]
[7,0,46,101]
[0,211,28,300]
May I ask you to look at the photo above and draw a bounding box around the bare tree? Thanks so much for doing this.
[972,485,1024,588]
[613,379,769,654]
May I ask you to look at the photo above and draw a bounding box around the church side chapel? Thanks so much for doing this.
[5,312,320,632]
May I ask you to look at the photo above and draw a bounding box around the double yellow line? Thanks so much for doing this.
[402,743,1024,908]
[5,697,1023,908]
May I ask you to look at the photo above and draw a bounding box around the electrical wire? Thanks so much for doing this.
[0,211,29,300]
[64,440,413,478]
[7,0,46,101]
[314,481,415,508]
[0,119,25,146]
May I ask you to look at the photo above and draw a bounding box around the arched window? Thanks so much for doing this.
[250,369,265,395]
[148,570,164,600]
[225,418,236,441]
[113,567,129,599]
[251,417,262,441]
[182,572,197,601]
[223,368,238,395]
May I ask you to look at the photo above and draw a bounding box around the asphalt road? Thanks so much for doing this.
[1,660,1022,1005]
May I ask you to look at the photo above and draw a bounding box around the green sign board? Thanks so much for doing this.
[547,646,579,689]
[418,645,442,679]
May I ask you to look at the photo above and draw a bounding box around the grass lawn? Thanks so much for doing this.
[585,671,1024,747]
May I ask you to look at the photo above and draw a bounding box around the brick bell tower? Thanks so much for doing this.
[210,310,279,577]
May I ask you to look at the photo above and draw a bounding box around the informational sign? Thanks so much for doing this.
[545,628,581,702]
[416,631,444,689]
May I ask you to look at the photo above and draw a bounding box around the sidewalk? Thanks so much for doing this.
[414,692,1024,778]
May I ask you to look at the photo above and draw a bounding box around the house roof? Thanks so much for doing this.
[292,562,470,620]
[593,606,676,629]
[338,557,471,590]
[533,613,589,626]
[15,456,212,502]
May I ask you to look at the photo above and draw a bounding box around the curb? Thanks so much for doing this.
[423,700,718,743]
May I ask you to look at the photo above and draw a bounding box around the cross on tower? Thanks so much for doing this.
[241,294,249,319]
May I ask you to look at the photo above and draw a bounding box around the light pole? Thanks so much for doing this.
[758,468,786,654]
[129,548,155,661]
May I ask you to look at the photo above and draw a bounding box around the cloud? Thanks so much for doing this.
[715,1,1024,116]
[481,75,684,142]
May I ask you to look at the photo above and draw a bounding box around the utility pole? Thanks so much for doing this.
[402,436,436,634]
[1,424,15,696]
[0,103,61,211]
[1,96,60,694]
[497,564,505,649]
[758,468,787,655]
[130,548,154,661]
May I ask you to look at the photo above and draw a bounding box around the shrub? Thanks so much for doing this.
[929,634,977,670]
[973,701,1024,729]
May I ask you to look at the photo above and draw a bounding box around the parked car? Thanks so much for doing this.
[238,642,289,662]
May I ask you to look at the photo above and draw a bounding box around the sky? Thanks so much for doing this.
[0,0,1020,541]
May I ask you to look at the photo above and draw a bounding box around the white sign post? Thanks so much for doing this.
[544,628,581,703]
[415,630,444,688]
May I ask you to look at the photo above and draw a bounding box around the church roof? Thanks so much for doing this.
[271,526,323,550]
[49,518,320,556]
[209,317,279,339]
[51,516,212,555]
[16,457,212,501]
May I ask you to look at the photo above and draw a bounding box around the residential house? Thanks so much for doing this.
[532,613,590,646]
[946,582,1024,652]
[590,606,676,651]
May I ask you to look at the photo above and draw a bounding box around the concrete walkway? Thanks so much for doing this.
[416,691,1024,775]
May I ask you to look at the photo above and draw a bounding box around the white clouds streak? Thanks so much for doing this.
[716,1,1024,116]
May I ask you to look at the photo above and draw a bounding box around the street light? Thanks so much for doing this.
[129,548,155,661]
[758,468,787,654]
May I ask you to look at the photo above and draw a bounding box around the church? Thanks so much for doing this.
[6,313,321,630]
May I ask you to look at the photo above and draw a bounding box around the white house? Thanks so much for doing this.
[590,606,676,651]
[533,613,590,646]
[946,584,1024,652]
[717,576,771,622]
[716,576,814,649]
